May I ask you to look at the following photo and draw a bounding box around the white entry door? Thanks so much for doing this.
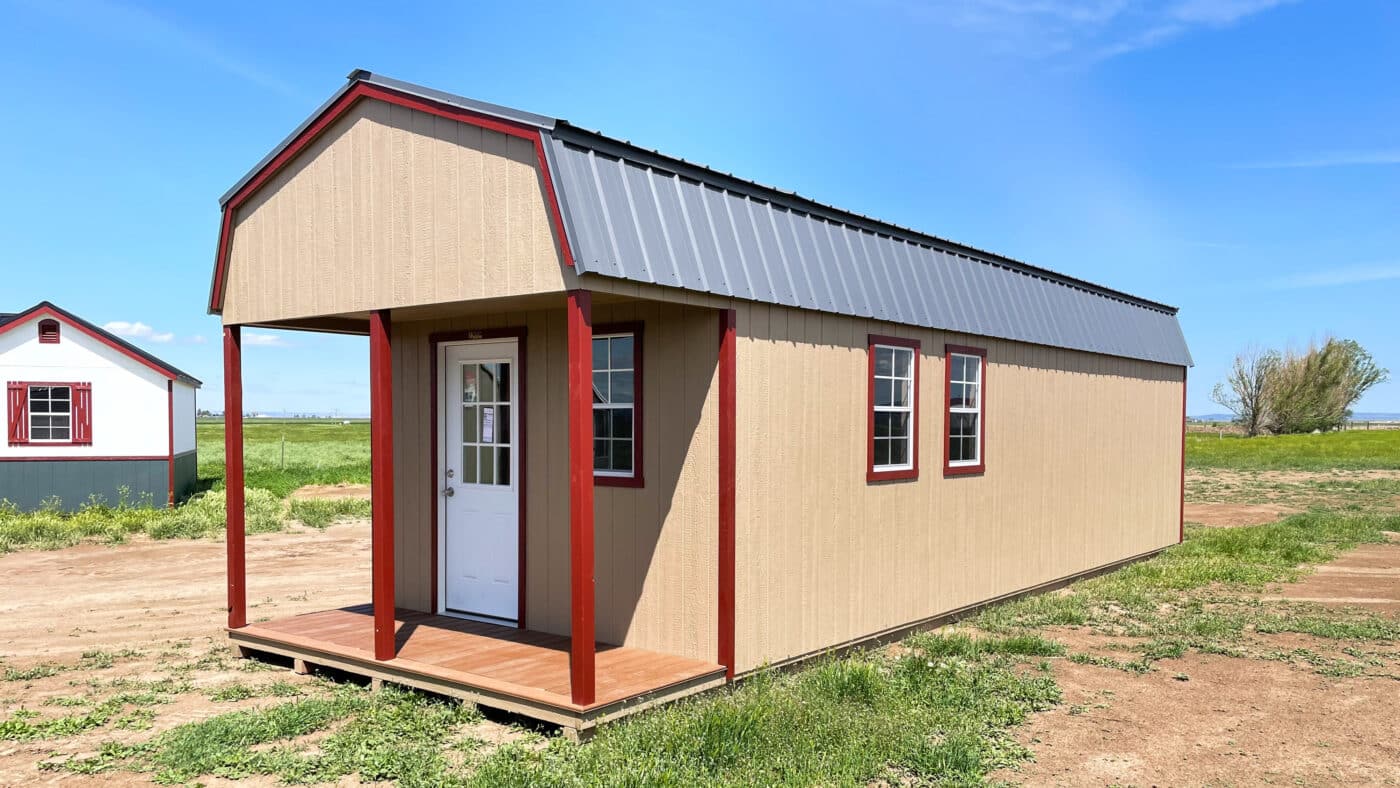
[439,339,519,624]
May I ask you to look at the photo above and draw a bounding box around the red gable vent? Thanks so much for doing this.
[38,319,60,344]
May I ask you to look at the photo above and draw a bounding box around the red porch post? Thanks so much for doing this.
[718,308,737,679]
[223,326,246,629]
[370,309,396,661]
[566,289,596,705]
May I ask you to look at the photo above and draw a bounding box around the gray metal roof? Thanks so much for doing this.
[218,71,1192,366]
[544,127,1191,366]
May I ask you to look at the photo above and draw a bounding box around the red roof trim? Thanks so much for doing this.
[209,81,576,314]
[0,305,180,382]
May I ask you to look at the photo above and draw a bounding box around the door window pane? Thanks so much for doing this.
[496,447,510,485]
[463,445,478,483]
[479,445,495,485]
[463,366,479,403]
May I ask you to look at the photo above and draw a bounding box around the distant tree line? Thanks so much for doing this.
[1212,338,1388,436]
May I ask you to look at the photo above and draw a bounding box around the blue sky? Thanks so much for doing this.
[2,0,1396,416]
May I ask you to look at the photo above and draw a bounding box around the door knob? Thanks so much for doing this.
[441,486,455,497]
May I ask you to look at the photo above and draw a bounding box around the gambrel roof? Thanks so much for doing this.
[0,302,202,386]
[210,71,1191,367]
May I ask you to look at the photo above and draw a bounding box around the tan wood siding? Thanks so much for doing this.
[389,302,717,663]
[221,99,567,326]
[731,301,1183,673]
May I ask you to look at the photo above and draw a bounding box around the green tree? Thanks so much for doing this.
[1266,338,1388,433]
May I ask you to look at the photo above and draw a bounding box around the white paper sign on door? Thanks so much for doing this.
[481,406,495,444]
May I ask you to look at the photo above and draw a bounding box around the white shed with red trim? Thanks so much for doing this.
[0,302,201,511]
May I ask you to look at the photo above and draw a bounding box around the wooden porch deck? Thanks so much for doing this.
[229,605,727,732]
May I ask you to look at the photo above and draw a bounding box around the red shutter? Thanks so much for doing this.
[6,382,27,445]
[72,382,92,445]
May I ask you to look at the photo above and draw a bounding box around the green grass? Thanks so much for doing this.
[0,489,285,553]
[60,649,1060,786]
[1187,428,1400,470]
[197,419,371,498]
[977,510,1400,672]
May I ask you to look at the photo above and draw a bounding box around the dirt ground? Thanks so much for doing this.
[288,483,371,500]
[1186,468,1400,527]
[995,533,1400,787]
[0,522,372,786]
[998,637,1400,786]
[2,498,1398,784]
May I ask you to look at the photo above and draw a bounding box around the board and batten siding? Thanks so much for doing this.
[388,300,718,663]
[731,300,1183,673]
[221,98,568,326]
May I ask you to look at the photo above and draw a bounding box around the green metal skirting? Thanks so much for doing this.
[173,450,199,503]
[0,457,178,511]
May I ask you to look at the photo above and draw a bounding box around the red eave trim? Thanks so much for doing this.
[0,307,178,382]
[867,334,920,483]
[944,344,987,477]
[209,81,576,314]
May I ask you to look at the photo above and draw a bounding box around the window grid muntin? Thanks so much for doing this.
[948,353,982,466]
[873,344,915,471]
[460,361,512,487]
[29,385,72,442]
[592,332,636,477]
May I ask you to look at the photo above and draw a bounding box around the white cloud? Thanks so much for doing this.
[186,335,208,345]
[891,0,1296,63]
[242,333,290,347]
[1270,262,1400,289]
[1233,149,1400,170]
[103,320,175,343]
[20,0,302,99]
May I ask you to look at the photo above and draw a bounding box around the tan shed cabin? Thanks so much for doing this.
[212,71,1192,735]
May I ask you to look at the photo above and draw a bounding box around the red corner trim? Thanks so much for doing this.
[167,380,175,507]
[593,321,645,488]
[566,289,597,706]
[427,326,530,628]
[867,334,920,483]
[1180,366,1187,544]
[944,344,987,477]
[209,81,576,314]
[717,308,737,679]
[0,307,178,381]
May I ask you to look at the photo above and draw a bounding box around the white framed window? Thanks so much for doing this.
[946,348,984,472]
[29,385,72,442]
[869,336,919,481]
[592,330,640,481]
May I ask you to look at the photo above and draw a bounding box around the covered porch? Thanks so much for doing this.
[221,289,739,734]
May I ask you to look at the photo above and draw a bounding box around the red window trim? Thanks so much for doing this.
[593,321,644,488]
[867,334,920,483]
[944,344,987,477]
[38,319,60,344]
[7,381,92,447]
